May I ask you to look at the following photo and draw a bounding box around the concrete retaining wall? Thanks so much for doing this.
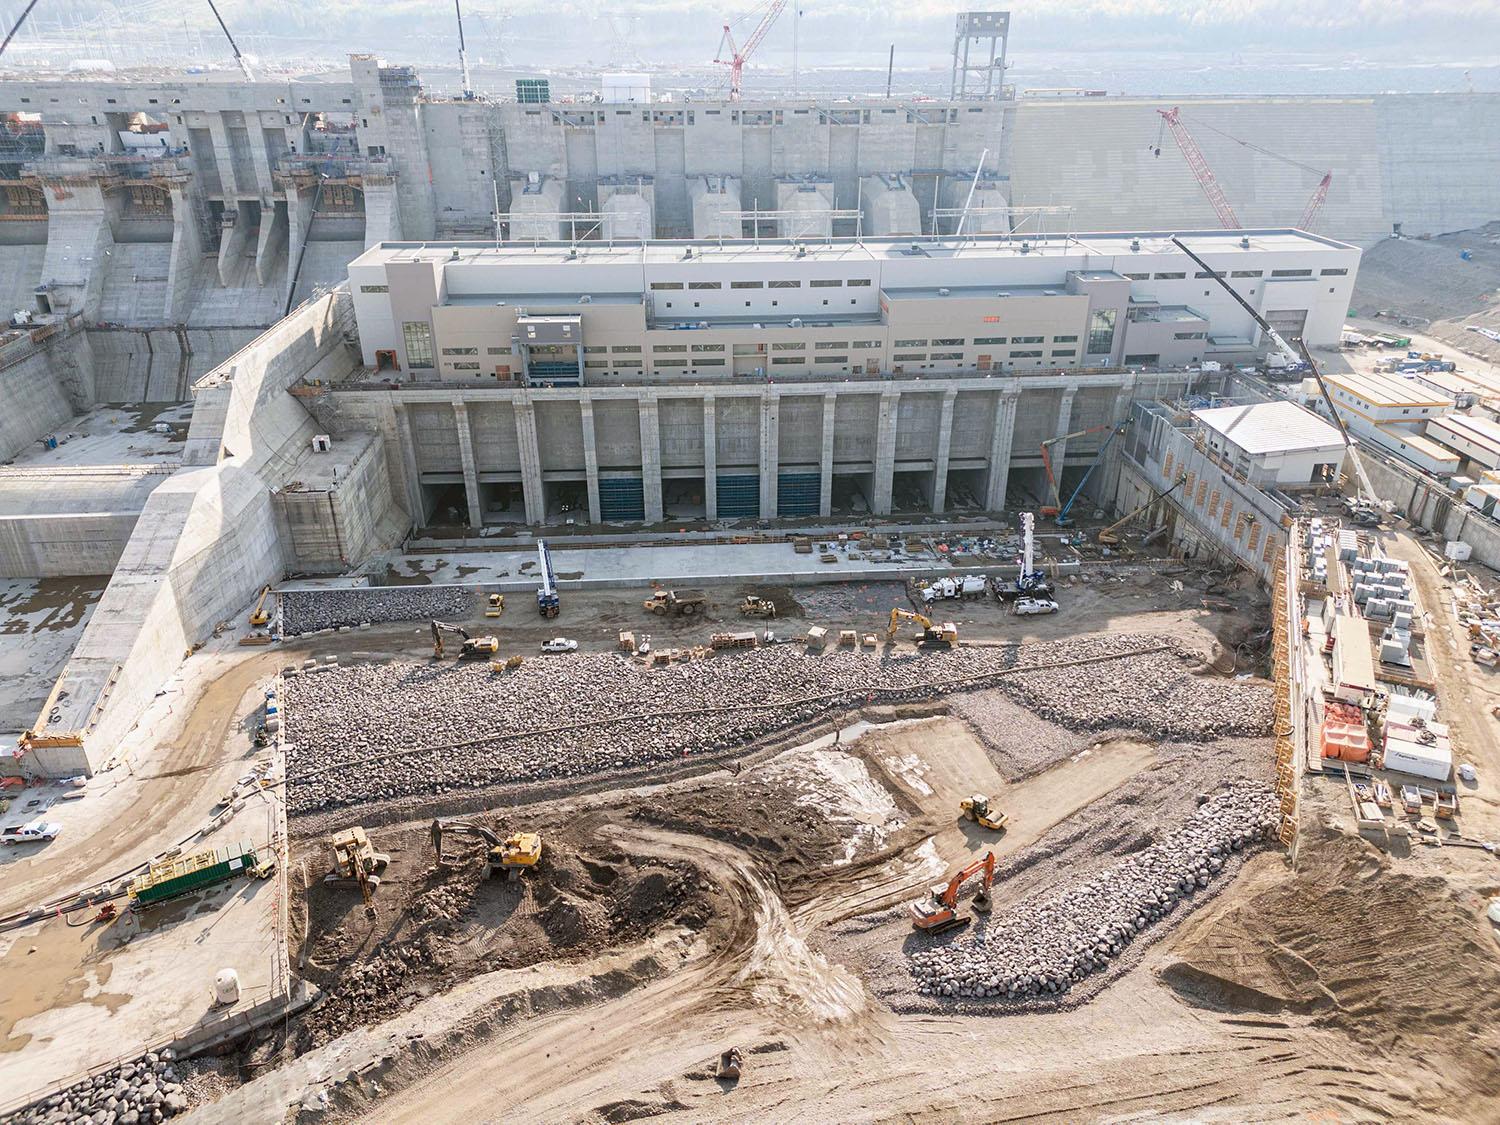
[1360,446,1500,569]
[0,342,77,461]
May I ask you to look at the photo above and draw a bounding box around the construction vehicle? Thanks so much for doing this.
[327,826,389,918]
[960,794,1010,832]
[644,588,708,617]
[536,540,561,618]
[714,0,787,101]
[1055,419,1131,527]
[994,513,1054,599]
[1098,474,1188,546]
[431,818,542,880]
[1014,596,1059,616]
[739,595,778,619]
[1040,425,1118,517]
[485,593,504,618]
[710,631,758,650]
[431,620,499,660]
[888,608,958,647]
[910,851,996,934]
[248,585,272,627]
[921,575,988,603]
[1170,237,1382,521]
[128,841,271,910]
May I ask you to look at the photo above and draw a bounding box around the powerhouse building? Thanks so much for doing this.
[332,229,1359,527]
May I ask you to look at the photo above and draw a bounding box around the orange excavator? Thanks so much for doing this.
[909,851,996,935]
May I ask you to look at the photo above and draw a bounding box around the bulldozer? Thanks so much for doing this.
[431,620,500,660]
[738,595,777,619]
[327,826,390,918]
[910,851,995,935]
[643,588,708,617]
[887,608,958,648]
[431,818,542,880]
[960,794,1010,832]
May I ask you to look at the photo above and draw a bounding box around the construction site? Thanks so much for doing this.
[3,4,1500,1124]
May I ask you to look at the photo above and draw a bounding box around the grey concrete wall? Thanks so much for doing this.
[1360,446,1500,570]
[87,328,260,403]
[0,340,78,460]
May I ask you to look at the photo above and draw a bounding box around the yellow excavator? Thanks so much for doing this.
[327,826,390,918]
[431,818,542,880]
[888,608,958,647]
[431,620,499,659]
[248,585,272,626]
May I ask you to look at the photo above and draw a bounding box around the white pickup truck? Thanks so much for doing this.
[2,819,63,846]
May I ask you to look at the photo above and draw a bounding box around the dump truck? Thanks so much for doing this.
[129,840,271,908]
[644,589,708,617]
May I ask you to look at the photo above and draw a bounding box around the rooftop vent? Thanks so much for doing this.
[1240,236,1251,249]
[1130,238,1141,252]
[938,287,950,296]
[579,294,592,303]
[450,248,460,261]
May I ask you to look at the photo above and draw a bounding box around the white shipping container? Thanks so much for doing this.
[1445,540,1473,561]
[1383,737,1453,782]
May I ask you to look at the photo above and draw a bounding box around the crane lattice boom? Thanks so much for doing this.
[1157,107,1240,230]
[1300,172,1332,232]
[715,0,787,101]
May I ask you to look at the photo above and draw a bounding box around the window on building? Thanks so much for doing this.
[1009,350,1042,359]
[612,345,642,353]
[982,315,1002,323]
[1153,271,1185,280]
[1231,270,1262,278]
[1271,269,1313,277]
[698,359,726,366]
[731,281,764,289]
[584,360,610,369]
[402,322,434,368]
[848,279,871,286]
[653,344,687,353]
[810,279,842,288]
[649,281,683,290]
[771,357,803,365]
[772,342,803,351]
[974,336,1007,345]
[1050,348,1077,357]
[816,355,848,363]
[816,342,849,350]
[691,343,725,352]
[451,362,480,370]
[894,338,927,347]
[931,337,964,346]
[931,352,963,361]
[853,340,881,349]
[655,359,688,367]
[1123,273,1149,281]
[487,347,508,355]
[1087,308,1118,354]
[893,352,925,361]
[1320,268,1348,276]
[441,346,479,355]
[1194,270,1226,279]
[1012,335,1043,344]
[614,358,642,367]
[1123,353,1160,365]
[769,280,800,289]
[689,281,721,290]
[1173,331,1206,340]
[582,346,607,354]
[359,284,389,294]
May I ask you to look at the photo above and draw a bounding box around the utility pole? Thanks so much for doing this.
[792,2,800,97]
[885,44,894,98]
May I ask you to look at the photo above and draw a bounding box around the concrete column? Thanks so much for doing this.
[362,178,404,247]
[758,391,780,520]
[245,114,277,199]
[205,114,240,197]
[165,183,203,323]
[984,390,1019,511]
[284,184,316,308]
[639,396,664,524]
[217,201,252,288]
[703,395,718,521]
[392,402,425,526]
[38,177,114,320]
[255,200,288,286]
[931,388,958,513]
[819,393,836,519]
[452,401,484,530]
[872,390,900,516]
[1048,387,1078,483]
[1098,377,1138,512]
[513,398,545,524]
[580,396,602,525]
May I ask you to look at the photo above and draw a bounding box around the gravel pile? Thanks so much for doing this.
[5,1049,187,1124]
[283,633,1272,816]
[280,586,476,636]
[909,782,1278,1002]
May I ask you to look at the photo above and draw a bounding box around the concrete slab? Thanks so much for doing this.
[4,403,191,469]
[0,577,106,734]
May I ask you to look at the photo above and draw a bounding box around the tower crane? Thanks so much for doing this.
[714,0,788,101]
[1169,236,1380,514]
[536,540,560,618]
[1154,107,1334,232]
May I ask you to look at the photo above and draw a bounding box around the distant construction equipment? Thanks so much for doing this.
[714,0,787,101]
[431,620,499,660]
[644,588,708,617]
[1055,419,1131,527]
[1040,423,1119,517]
[431,818,542,880]
[128,840,272,911]
[1097,473,1188,546]
[910,851,996,934]
[536,540,561,619]
[738,595,778,619]
[485,593,505,618]
[888,608,958,647]
[248,585,272,627]
[327,826,389,918]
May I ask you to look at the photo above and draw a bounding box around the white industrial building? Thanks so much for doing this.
[1426,412,1500,472]
[1320,370,1459,476]
[1192,401,1345,488]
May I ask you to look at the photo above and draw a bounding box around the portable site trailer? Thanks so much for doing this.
[1331,616,1378,704]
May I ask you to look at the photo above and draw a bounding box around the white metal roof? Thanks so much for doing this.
[1192,401,1344,456]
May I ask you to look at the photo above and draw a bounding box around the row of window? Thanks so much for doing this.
[1121,267,1344,282]
[650,278,873,291]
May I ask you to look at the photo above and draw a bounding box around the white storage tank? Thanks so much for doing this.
[214,968,241,1006]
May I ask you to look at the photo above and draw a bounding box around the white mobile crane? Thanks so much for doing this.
[536,540,560,618]
[1170,237,1383,523]
[994,513,1053,600]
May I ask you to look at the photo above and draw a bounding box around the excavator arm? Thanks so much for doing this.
[431,817,504,864]
[940,850,996,907]
[888,607,933,637]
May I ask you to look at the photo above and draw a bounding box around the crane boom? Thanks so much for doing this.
[204,0,254,81]
[536,540,560,618]
[1157,107,1240,229]
[714,0,788,100]
[454,0,475,100]
[1169,236,1378,504]
[1299,172,1332,232]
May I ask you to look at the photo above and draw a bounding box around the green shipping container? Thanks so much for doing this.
[129,840,260,907]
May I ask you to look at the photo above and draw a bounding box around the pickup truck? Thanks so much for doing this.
[540,637,578,654]
[3,819,62,845]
